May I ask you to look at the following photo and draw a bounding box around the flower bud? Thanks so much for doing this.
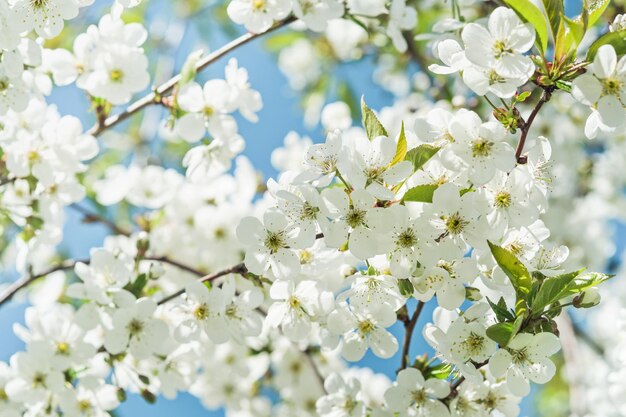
[574,288,601,308]
[465,286,482,301]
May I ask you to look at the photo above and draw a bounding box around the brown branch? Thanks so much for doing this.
[399,301,425,370]
[302,347,327,393]
[86,16,296,137]
[515,88,553,164]
[402,32,434,82]
[156,262,248,305]
[70,204,131,236]
[0,259,87,306]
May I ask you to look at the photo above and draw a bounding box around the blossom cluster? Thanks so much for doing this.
[0,1,623,417]
[227,0,417,51]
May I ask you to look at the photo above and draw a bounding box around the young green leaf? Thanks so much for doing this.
[530,269,585,314]
[402,184,439,203]
[562,272,613,296]
[555,14,586,60]
[390,122,408,166]
[425,363,453,380]
[398,278,414,297]
[405,144,440,171]
[586,30,626,60]
[488,242,532,302]
[361,96,388,140]
[584,0,610,28]
[504,0,550,53]
[542,0,563,42]
[487,296,516,322]
[486,322,515,347]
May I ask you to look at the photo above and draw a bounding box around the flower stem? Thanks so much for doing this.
[515,87,553,164]
[399,301,425,370]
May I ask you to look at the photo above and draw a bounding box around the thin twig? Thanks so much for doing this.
[572,319,604,355]
[86,16,296,137]
[156,262,247,305]
[516,88,553,164]
[302,347,327,393]
[0,259,87,306]
[399,301,425,370]
[70,204,131,236]
[402,32,435,83]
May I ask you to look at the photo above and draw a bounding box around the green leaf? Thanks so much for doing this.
[541,0,563,42]
[511,314,525,337]
[562,272,613,296]
[505,0,550,53]
[487,297,516,322]
[555,80,572,92]
[486,322,515,347]
[361,96,388,140]
[391,122,408,166]
[515,91,532,102]
[555,14,586,60]
[405,145,440,171]
[584,0,610,28]
[398,278,414,296]
[426,363,453,380]
[402,184,439,203]
[587,30,626,61]
[488,242,532,310]
[530,269,585,314]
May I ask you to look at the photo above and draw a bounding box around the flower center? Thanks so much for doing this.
[343,398,358,412]
[33,372,47,388]
[471,138,494,157]
[462,332,485,355]
[225,303,239,320]
[411,389,427,405]
[444,213,468,235]
[252,0,265,10]
[300,250,313,264]
[288,296,301,310]
[194,304,209,320]
[310,155,337,174]
[346,207,367,228]
[357,319,375,335]
[109,69,124,82]
[301,202,319,220]
[0,78,8,92]
[264,231,286,253]
[127,318,144,335]
[488,70,506,85]
[505,241,524,256]
[214,228,226,239]
[203,106,214,117]
[602,77,623,96]
[509,346,530,365]
[494,191,512,208]
[365,167,384,184]
[397,229,417,248]
[78,400,92,412]
[492,40,513,58]
[56,342,70,356]
[30,0,49,9]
